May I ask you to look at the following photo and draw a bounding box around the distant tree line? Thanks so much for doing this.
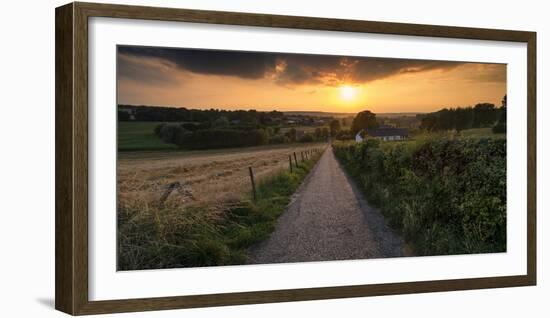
[120,105,335,150]
[155,124,268,150]
[154,123,328,150]
[118,105,334,127]
[418,96,507,133]
[118,105,285,126]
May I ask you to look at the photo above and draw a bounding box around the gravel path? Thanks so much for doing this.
[247,146,407,264]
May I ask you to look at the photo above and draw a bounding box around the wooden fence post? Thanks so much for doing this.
[248,166,257,201]
[293,152,298,167]
[159,181,181,207]
[289,155,293,173]
[301,151,304,162]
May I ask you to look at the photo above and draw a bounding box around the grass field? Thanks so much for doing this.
[458,127,506,139]
[118,121,177,151]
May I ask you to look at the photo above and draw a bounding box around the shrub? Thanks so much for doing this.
[153,123,166,136]
[335,129,354,140]
[175,128,268,150]
[268,135,288,144]
[298,134,315,143]
[157,123,186,144]
[333,138,506,256]
[492,122,506,134]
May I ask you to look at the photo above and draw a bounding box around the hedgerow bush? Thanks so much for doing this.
[333,137,506,255]
[154,123,269,150]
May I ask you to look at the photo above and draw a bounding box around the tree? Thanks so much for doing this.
[285,128,297,142]
[420,116,437,131]
[493,95,507,134]
[212,116,229,127]
[118,110,130,121]
[299,134,314,143]
[419,104,499,132]
[454,107,474,132]
[321,127,330,140]
[472,103,497,127]
[157,123,186,144]
[314,127,322,140]
[329,119,341,136]
[351,110,378,134]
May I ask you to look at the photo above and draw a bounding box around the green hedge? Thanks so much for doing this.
[155,123,269,150]
[333,138,506,256]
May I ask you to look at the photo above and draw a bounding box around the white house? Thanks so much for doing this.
[364,126,409,141]
[355,131,364,143]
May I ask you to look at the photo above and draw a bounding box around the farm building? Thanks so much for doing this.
[361,126,409,141]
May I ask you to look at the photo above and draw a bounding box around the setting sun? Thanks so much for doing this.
[118,46,506,113]
[340,85,357,101]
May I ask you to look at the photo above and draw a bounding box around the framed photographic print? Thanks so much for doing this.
[55,2,536,315]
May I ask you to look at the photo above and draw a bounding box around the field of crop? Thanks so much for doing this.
[118,121,177,151]
[117,143,326,270]
[118,142,326,213]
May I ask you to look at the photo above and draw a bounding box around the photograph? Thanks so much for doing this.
[116,45,507,271]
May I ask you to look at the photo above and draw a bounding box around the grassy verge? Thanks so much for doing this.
[117,149,324,270]
[333,138,506,256]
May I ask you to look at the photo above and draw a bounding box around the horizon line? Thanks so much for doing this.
[117,104,430,115]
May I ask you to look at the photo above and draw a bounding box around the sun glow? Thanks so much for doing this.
[339,85,357,101]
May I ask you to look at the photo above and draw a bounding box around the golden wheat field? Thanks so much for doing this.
[117,143,326,213]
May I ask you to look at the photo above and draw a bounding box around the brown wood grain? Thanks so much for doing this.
[527,32,537,285]
[55,2,537,315]
[55,2,75,314]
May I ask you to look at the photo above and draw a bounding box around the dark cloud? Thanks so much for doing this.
[118,53,180,85]
[351,59,461,82]
[118,46,277,80]
[276,62,320,85]
[118,46,504,87]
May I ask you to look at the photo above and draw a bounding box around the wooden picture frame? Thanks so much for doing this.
[55,2,536,315]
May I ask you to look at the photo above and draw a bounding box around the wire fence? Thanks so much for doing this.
[117,144,328,212]
[157,146,327,206]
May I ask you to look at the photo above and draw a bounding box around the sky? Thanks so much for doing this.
[117,46,506,113]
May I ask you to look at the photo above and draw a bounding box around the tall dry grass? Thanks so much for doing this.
[117,144,327,270]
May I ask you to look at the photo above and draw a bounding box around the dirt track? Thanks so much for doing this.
[248,146,407,264]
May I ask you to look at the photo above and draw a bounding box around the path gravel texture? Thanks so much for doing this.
[248,146,407,264]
